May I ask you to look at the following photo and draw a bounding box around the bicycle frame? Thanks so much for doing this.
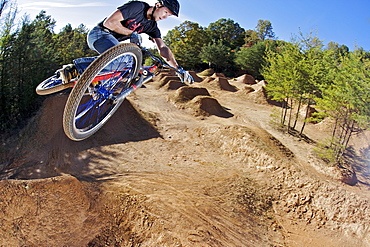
[93,46,178,104]
[68,45,176,91]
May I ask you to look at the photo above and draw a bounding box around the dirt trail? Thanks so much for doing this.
[0,72,369,246]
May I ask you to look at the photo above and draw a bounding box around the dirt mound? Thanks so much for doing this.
[199,76,238,92]
[200,76,215,84]
[188,71,203,82]
[172,86,210,103]
[152,71,202,89]
[164,80,185,90]
[248,88,269,105]
[211,72,226,78]
[197,68,214,76]
[233,74,256,85]
[242,85,255,93]
[155,75,180,88]
[189,96,233,118]
[214,77,238,92]
[170,86,232,117]
[234,81,269,105]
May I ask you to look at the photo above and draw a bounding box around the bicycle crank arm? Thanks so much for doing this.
[112,73,154,104]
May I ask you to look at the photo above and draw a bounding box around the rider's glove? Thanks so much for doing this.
[130,31,142,45]
[176,66,194,84]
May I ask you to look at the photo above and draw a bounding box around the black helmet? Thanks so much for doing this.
[159,0,180,17]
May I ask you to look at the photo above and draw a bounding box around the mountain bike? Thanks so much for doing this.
[36,41,186,141]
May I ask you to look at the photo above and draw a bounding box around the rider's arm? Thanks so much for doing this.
[103,10,133,36]
[152,38,179,68]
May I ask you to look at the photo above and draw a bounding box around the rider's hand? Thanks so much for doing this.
[176,66,194,84]
[130,31,142,45]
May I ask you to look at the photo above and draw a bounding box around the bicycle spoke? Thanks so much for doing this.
[75,55,136,131]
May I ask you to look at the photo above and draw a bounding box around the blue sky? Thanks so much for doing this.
[15,0,370,51]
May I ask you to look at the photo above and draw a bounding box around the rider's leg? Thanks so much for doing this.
[87,26,120,54]
[74,27,128,75]
[56,26,120,83]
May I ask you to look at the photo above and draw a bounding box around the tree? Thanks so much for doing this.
[0,9,93,132]
[255,19,275,41]
[326,41,349,61]
[0,5,108,133]
[164,21,209,69]
[263,42,305,128]
[53,23,96,65]
[0,0,18,130]
[244,29,260,47]
[263,36,325,135]
[315,51,370,162]
[235,40,277,79]
[206,18,245,50]
[0,11,58,130]
[199,41,234,72]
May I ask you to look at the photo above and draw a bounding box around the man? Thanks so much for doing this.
[58,0,193,84]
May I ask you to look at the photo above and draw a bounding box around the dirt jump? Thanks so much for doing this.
[0,72,369,246]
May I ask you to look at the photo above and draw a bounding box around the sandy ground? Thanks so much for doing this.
[0,72,369,246]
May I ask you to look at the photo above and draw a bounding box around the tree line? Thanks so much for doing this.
[0,1,95,132]
[163,19,276,78]
[1,0,369,164]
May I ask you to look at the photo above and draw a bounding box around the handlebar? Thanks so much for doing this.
[138,36,193,84]
[140,45,181,74]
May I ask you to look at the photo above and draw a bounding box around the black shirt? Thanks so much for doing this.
[98,1,161,41]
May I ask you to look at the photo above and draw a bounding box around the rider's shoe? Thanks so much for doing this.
[56,64,78,84]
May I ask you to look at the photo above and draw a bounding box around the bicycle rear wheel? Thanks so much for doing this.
[36,75,73,95]
[63,43,142,141]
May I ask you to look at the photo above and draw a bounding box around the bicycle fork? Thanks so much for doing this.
[112,70,155,104]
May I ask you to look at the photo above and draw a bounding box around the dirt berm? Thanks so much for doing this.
[0,72,369,246]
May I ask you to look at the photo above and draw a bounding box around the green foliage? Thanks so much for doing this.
[164,18,246,73]
[53,23,96,65]
[235,40,278,79]
[314,141,338,164]
[262,35,326,134]
[315,51,370,159]
[244,19,276,47]
[0,8,95,132]
[206,18,245,50]
[326,41,349,60]
[244,29,260,47]
[163,21,210,69]
[199,41,235,72]
[255,19,275,41]
[0,11,58,131]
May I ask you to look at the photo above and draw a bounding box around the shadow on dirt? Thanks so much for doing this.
[0,94,162,181]
[345,146,370,185]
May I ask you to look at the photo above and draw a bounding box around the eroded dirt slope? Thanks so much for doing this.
[0,72,369,246]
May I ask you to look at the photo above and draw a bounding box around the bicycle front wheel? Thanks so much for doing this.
[63,43,142,141]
